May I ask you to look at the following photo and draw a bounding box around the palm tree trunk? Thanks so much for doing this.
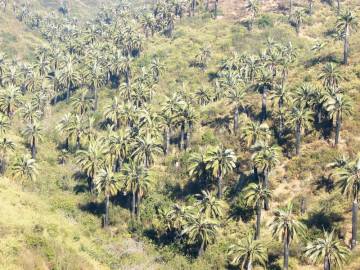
[105,194,110,227]
[263,170,270,210]
[255,202,261,240]
[214,0,218,18]
[344,24,349,65]
[289,0,293,15]
[76,135,81,149]
[351,199,358,249]
[94,87,98,111]
[309,1,313,15]
[31,137,36,159]
[180,122,185,150]
[198,240,205,257]
[324,256,330,270]
[284,234,290,270]
[261,89,267,122]
[233,108,239,134]
[115,156,121,172]
[335,111,341,146]
[247,260,253,270]
[186,124,192,150]
[336,0,340,15]
[131,189,136,218]
[66,85,71,103]
[165,127,170,155]
[295,122,301,156]
[217,170,223,199]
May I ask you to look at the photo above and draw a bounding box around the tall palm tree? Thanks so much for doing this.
[226,85,247,134]
[84,61,106,111]
[333,157,360,249]
[268,203,305,270]
[336,10,358,65]
[21,121,43,159]
[205,145,236,199]
[106,128,130,172]
[287,104,313,156]
[56,113,73,150]
[255,68,273,121]
[94,165,121,228]
[304,230,350,270]
[270,84,291,140]
[12,155,38,185]
[71,89,93,115]
[244,183,272,239]
[76,139,106,193]
[122,160,151,219]
[324,93,352,146]
[181,213,219,257]
[228,233,267,270]
[196,190,226,219]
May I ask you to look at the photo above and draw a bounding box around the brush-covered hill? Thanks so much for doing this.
[1,0,360,269]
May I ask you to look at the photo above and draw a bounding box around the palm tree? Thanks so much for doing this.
[76,139,106,193]
[150,58,164,82]
[205,145,236,199]
[181,213,219,257]
[58,54,81,102]
[308,0,314,15]
[12,155,38,185]
[333,157,360,249]
[287,104,313,156]
[318,63,343,89]
[228,233,267,270]
[122,160,151,219]
[244,183,272,239]
[107,128,130,172]
[0,84,22,117]
[196,190,226,219]
[94,167,121,227]
[189,151,210,187]
[71,89,93,115]
[226,85,247,134]
[255,68,273,121]
[270,84,291,140]
[336,10,358,65]
[292,9,306,35]
[242,120,271,148]
[104,97,123,129]
[246,0,259,31]
[268,203,305,270]
[84,61,106,111]
[324,93,352,146]
[21,121,43,159]
[132,134,162,168]
[304,230,350,270]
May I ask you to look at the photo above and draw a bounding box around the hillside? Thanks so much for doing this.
[1,0,360,269]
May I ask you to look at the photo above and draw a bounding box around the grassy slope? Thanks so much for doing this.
[1,0,360,269]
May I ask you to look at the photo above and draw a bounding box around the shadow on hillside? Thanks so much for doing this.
[79,201,105,217]
[73,171,89,194]
[201,115,231,133]
[305,209,344,231]
[314,175,334,192]
[304,53,340,68]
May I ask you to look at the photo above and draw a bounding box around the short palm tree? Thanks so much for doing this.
[304,230,350,270]
[228,233,267,270]
[76,139,106,193]
[246,0,259,31]
[12,155,38,185]
[188,151,210,187]
[21,121,43,159]
[324,93,352,146]
[104,97,123,129]
[94,167,121,227]
[181,213,219,257]
[196,190,226,219]
[0,84,22,117]
[292,9,306,35]
[242,120,271,148]
[318,63,343,89]
[132,134,162,168]
[244,183,272,239]
[205,145,236,199]
[268,203,305,270]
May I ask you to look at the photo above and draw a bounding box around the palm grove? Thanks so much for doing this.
[0,0,359,269]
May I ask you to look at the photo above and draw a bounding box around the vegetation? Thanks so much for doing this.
[1,0,360,269]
